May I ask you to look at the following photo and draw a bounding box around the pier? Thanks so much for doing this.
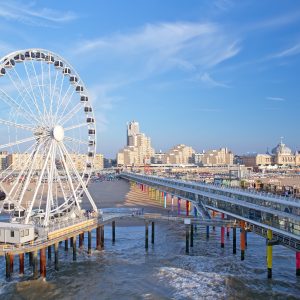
[120,172,300,278]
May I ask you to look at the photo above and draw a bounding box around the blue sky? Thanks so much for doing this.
[0,0,299,158]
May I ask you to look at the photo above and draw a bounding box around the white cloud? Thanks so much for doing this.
[197,72,230,88]
[270,43,300,59]
[266,96,285,101]
[0,1,77,26]
[75,21,240,75]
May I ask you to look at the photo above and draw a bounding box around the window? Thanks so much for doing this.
[10,230,14,238]
[25,229,29,236]
[20,230,24,237]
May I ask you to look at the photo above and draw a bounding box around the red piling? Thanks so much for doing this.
[296,252,300,276]
[221,213,225,248]
[40,248,46,279]
[240,221,246,261]
[186,201,189,216]
[19,253,24,275]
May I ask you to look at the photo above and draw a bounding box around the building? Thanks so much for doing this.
[241,139,300,168]
[165,144,196,164]
[152,151,167,164]
[194,152,205,165]
[117,121,155,166]
[67,153,103,171]
[5,152,103,172]
[93,154,104,170]
[7,153,44,171]
[195,148,234,166]
[242,154,272,167]
[127,121,140,146]
[0,151,8,170]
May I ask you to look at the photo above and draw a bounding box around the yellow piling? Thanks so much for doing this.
[267,229,273,279]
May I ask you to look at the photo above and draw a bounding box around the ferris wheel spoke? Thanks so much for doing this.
[54,167,68,208]
[17,141,45,207]
[60,142,97,211]
[38,169,47,212]
[0,118,35,131]
[56,88,76,124]
[23,61,46,123]
[0,136,37,150]
[49,69,59,125]
[8,67,43,124]
[64,123,87,132]
[53,70,66,127]
[0,140,38,183]
[30,60,50,123]
[0,144,36,199]
[59,103,82,126]
[25,141,53,224]
[0,89,37,125]
[54,78,73,120]
[64,136,89,145]
[40,61,46,116]
[5,143,38,199]
[57,142,81,210]
[12,139,48,204]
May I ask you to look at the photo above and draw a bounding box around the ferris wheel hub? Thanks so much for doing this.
[52,125,64,142]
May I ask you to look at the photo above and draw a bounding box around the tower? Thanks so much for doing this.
[127,121,140,146]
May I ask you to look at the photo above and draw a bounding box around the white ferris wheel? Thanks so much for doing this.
[0,48,97,227]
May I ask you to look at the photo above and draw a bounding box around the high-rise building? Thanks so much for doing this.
[127,121,140,146]
[118,121,155,166]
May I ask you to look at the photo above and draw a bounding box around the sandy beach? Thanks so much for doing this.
[87,178,191,225]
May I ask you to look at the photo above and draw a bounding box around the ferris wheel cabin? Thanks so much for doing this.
[4,59,15,68]
[25,51,35,60]
[14,54,25,62]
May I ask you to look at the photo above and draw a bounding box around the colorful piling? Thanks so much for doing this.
[267,229,273,279]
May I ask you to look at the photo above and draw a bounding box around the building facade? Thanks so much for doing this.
[194,148,234,166]
[4,152,103,172]
[117,121,155,166]
[165,144,196,164]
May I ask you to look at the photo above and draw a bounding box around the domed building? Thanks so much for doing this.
[242,139,300,168]
[271,141,292,155]
[272,139,299,165]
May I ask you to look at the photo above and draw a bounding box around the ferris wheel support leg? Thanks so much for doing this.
[57,144,81,210]
[25,142,53,224]
[44,142,57,226]
[18,142,44,207]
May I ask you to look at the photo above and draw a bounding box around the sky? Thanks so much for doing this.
[0,0,299,158]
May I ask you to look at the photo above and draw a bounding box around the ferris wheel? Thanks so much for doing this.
[0,48,97,227]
